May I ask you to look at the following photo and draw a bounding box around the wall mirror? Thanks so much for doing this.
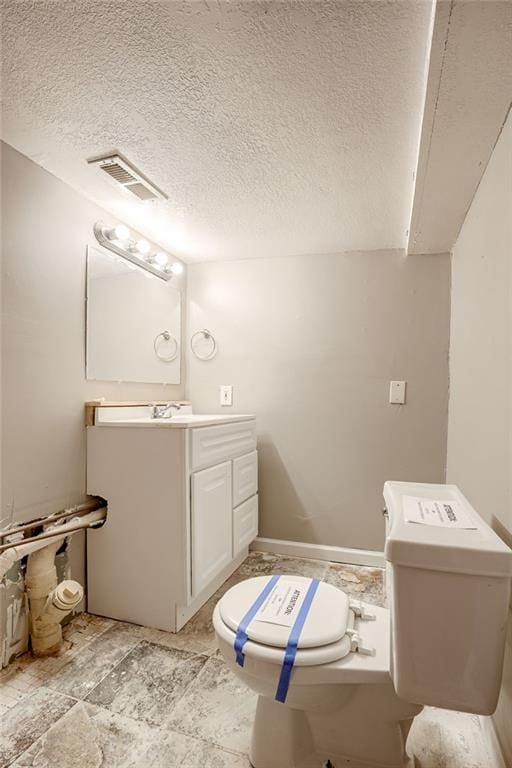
[86,245,181,384]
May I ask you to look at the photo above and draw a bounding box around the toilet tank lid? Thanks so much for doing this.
[384,482,512,578]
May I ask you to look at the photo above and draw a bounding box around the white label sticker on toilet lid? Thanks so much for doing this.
[403,496,477,529]
[253,580,309,627]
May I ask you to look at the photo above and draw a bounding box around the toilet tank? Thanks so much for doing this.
[384,481,512,715]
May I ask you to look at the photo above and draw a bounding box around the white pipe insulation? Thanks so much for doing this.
[25,540,84,655]
[0,508,106,656]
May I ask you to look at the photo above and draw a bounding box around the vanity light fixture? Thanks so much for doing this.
[153,251,169,267]
[132,239,151,256]
[93,221,185,283]
[164,261,184,276]
[105,224,130,242]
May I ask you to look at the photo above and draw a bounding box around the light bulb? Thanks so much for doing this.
[170,262,184,275]
[154,251,168,267]
[135,239,150,256]
[106,224,130,242]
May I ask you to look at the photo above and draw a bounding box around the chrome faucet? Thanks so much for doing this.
[151,403,181,419]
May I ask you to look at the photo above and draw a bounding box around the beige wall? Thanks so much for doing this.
[187,250,451,552]
[446,110,512,762]
[1,142,185,529]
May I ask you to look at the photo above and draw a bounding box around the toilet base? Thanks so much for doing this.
[249,686,420,768]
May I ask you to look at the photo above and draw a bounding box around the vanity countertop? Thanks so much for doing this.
[91,404,254,429]
[96,414,255,429]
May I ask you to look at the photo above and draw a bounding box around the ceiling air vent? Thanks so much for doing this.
[87,152,168,201]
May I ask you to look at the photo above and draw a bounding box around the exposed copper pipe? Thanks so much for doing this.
[0,514,107,553]
[0,497,106,541]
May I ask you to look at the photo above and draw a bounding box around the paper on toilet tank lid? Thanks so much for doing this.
[403,495,477,529]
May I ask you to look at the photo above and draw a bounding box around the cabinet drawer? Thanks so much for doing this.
[191,420,256,471]
[233,451,258,507]
[233,494,258,557]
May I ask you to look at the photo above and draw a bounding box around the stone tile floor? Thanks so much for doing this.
[0,551,500,767]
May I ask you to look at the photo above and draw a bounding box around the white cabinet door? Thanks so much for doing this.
[233,451,258,507]
[233,494,259,557]
[191,461,233,597]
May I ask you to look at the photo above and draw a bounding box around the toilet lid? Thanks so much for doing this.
[218,575,350,649]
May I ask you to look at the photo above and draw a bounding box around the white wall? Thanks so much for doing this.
[187,250,451,552]
[447,109,512,763]
[1,141,185,530]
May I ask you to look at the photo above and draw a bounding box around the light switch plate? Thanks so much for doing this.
[220,385,233,406]
[389,380,406,404]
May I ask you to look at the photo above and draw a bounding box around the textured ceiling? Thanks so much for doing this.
[0,0,434,262]
[408,0,512,254]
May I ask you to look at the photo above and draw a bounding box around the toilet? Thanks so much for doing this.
[213,482,512,768]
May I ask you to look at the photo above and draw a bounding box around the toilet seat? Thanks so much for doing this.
[217,575,354,667]
[214,597,392,686]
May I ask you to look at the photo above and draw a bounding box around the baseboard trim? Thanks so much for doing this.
[480,715,509,768]
[250,537,385,568]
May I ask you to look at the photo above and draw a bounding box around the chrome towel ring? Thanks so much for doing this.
[154,330,179,362]
[190,329,217,360]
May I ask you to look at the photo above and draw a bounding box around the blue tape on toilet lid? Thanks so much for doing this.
[275,578,320,703]
[219,575,350,649]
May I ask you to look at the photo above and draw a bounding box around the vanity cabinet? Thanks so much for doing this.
[86,411,258,632]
